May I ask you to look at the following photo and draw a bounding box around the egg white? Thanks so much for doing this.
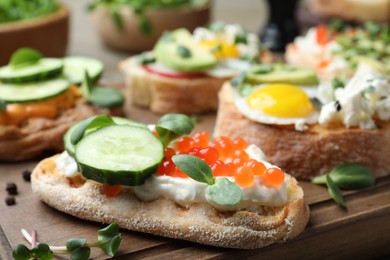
[205,59,252,78]
[232,84,319,125]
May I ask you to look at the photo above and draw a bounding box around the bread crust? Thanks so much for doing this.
[214,83,390,180]
[119,57,231,114]
[31,155,309,249]
[0,99,122,161]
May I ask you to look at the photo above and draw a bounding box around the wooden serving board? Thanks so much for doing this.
[0,106,390,259]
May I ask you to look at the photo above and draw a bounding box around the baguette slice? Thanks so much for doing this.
[214,83,390,180]
[119,57,230,114]
[0,99,122,161]
[31,155,309,249]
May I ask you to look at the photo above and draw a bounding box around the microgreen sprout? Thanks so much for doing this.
[12,223,122,260]
[172,154,243,206]
[155,113,195,147]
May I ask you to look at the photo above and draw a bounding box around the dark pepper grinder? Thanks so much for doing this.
[260,0,299,52]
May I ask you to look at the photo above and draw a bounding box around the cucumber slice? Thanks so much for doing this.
[0,78,69,103]
[75,125,163,186]
[0,58,63,83]
[63,56,104,85]
[64,117,147,156]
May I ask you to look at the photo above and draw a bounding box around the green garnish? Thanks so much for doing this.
[230,72,246,87]
[326,175,346,209]
[332,77,345,89]
[138,53,156,65]
[88,86,125,108]
[9,48,43,69]
[0,99,6,111]
[207,178,243,206]
[81,70,124,108]
[312,163,375,208]
[312,163,375,190]
[208,21,225,32]
[70,115,115,146]
[155,113,194,147]
[172,154,243,206]
[328,19,346,33]
[172,154,215,185]
[177,45,192,58]
[12,223,121,260]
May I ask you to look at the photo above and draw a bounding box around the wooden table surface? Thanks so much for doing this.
[1,1,390,259]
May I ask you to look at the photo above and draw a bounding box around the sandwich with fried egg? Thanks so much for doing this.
[214,62,390,179]
[119,22,271,114]
[31,114,309,249]
[0,48,124,161]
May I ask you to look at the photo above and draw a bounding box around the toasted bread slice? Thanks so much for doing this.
[214,83,390,179]
[119,57,230,114]
[31,155,309,249]
[0,100,122,161]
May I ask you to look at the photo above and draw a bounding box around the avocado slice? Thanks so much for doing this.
[353,56,390,74]
[154,29,217,72]
[246,64,319,85]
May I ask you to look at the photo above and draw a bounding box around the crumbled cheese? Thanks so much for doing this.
[319,64,390,129]
[55,151,78,177]
[294,119,309,131]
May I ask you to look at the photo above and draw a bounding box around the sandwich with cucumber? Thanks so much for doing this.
[31,114,309,249]
[119,22,271,114]
[0,48,124,161]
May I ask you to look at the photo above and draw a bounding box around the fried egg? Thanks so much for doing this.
[233,83,319,126]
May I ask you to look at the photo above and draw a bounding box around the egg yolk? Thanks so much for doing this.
[246,84,315,118]
[199,40,239,59]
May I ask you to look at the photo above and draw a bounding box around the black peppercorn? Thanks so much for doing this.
[22,170,31,182]
[5,196,15,206]
[6,182,17,195]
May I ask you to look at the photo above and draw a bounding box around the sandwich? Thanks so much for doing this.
[214,62,390,179]
[0,48,124,161]
[285,21,390,80]
[31,114,309,249]
[119,22,271,114]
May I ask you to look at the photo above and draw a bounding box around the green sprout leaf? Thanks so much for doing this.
[81,70,93,98]
[326,175,347,209]
[207,178,243,206]
[70,115,115,145]
[312,163,375,190]
[177,45,192,58]
[12,244,31,260]
[70,116,98,145]
[66,238,90,260]
[12,243,54,260]
[230,72,246,87]
[87,87,124,108]
[0,99,6,111]
[156,114,195,146]
[9,48,42,69]
[172,154,215,185]
[97,223,122,257]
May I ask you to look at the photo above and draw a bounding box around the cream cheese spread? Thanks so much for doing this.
[55,144,288,210]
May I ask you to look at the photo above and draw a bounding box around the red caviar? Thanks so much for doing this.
[161,132,284,188]
[262,167,285,187]
[102,185,122,197]
[234,166,254,188]
[176,136,194,153]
